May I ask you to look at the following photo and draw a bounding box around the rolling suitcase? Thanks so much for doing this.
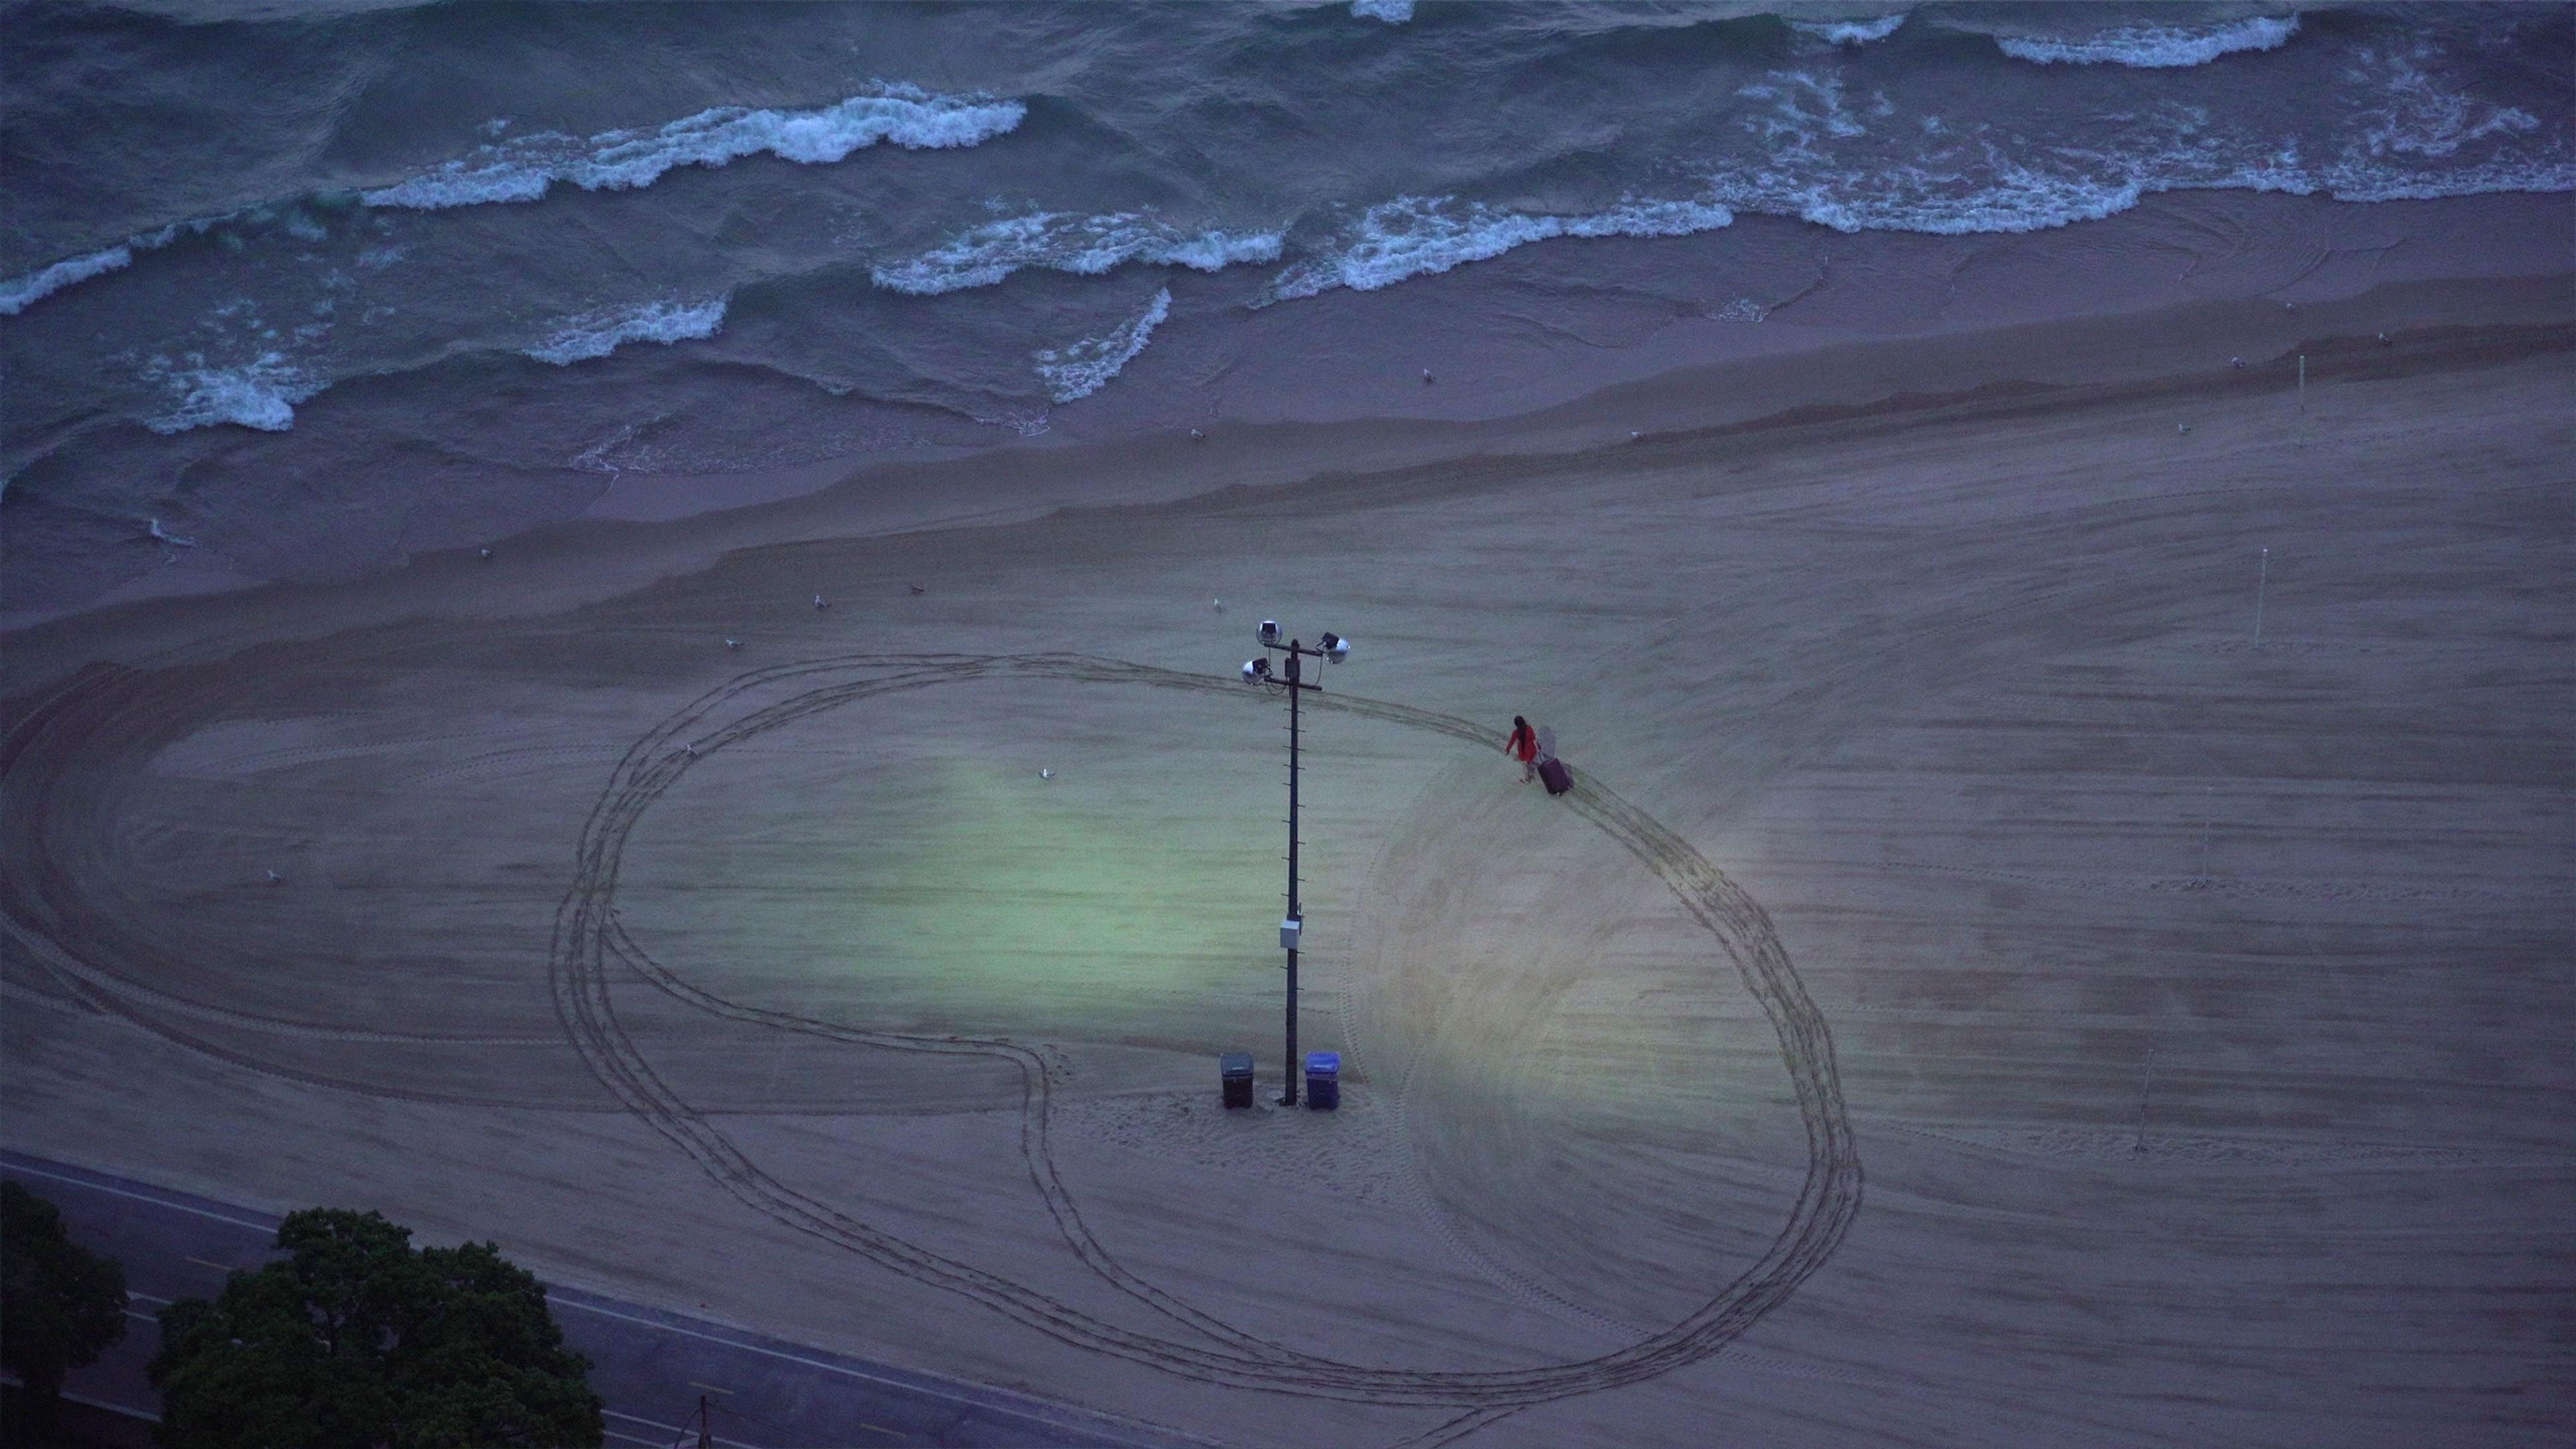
[1538,757,1572,796]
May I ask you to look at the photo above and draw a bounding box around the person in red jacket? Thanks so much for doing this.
[1505,715,1538,783]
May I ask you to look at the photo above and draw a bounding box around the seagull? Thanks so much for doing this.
[478,547,492,560]
[724,637,739,649]
[908,582,926,595]
[2228,356,2247,370]
[683,743,697,757]
[1188,427,1205,441]
[1039,768,1055,780]
[2177,424,2192,435]
[264,869,281,884]
[1212,598,1224,612]
[147,518,197,548]
[2375,331,2393,347]
[813,594,828,610]
[1421,367,1435,384]
[1629,429,1643,441]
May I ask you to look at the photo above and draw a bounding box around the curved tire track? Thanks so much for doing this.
[551,652,1863,1411]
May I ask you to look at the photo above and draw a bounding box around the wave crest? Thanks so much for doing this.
[525,297,729,366]
[1996,15,2298,68]
[1786,15,1905,46]
[870,212,1282,295]
[0,246,135,317]
[363,85,1026,211]
[1263,193,1735,303]
[1032,288,1171,402]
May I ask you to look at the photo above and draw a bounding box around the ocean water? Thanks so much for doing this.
[2,1,2570,615]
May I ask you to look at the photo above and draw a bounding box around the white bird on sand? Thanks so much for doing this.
[147,518,197,547]
[813,594,828,610]
[1189,427,1205,441]
[2177,424,2192,435]
[908,582,926,595]
[1039,768,1055,780]
[724,637,739,649]
[1629,429,1643,441]
[2228,356,2247,370]
[1212,598,1224,612]
[478,547,492,560]
[1421,367,1435,384]
[682,743,696,758]
[264,869,281,884]
[2375,331,2393,346]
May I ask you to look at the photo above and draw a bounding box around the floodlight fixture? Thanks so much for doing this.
[1242,657,1272,682]
[1258,619,1281,646]
[1319,632,1348,661]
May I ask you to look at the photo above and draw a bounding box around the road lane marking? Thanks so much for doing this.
[184,1256,235,1273]
[602,1407,763,1448]
[689,1381,735,1395]
[862,1424,906,1438]
[0,1159,275,1233]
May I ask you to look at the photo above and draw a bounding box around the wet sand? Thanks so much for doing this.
[3,300,2571,1446]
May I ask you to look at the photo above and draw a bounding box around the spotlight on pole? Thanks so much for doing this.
[1231,619,1349,1106]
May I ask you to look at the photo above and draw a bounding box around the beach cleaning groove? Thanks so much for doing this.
[549,651,1863,1416]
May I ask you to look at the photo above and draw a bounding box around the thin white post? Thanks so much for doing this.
[2298,354,2306,413]
[2253,547,2269,646]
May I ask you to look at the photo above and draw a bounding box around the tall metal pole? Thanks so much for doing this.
[1283,641,1302,1106]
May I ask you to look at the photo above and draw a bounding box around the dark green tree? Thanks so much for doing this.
[1,1179,130,1419]
[148,1208,601,1449]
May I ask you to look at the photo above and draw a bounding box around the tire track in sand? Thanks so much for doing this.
[547,652,1863,1416]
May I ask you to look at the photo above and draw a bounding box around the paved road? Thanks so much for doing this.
[1,1150,1212,1449]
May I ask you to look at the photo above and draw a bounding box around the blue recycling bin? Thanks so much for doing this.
[1303,1051,1340,1110]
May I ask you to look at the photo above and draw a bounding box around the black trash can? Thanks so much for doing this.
[1304,1051,1340,1111]
[1220,1052,1254,1110]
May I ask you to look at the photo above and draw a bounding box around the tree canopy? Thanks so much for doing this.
[148,1208,602,1449]
[1,1179,130,1409]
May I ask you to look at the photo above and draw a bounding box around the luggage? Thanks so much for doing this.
[1538,757,1572,796]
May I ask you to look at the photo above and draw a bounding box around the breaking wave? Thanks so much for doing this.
[362,85,1026,210]
[525,297,729,366]
[1996,15,2300,69]
[1032,288,1171,402]
[871,212,1283,294]
[1786,14,1907,47]
[1352,0,1415,21]
[0,246,134,317]
[141,352,323,434]
[1263,193,1735,303]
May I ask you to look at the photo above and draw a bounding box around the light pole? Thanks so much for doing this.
[1243,621,1348,1106]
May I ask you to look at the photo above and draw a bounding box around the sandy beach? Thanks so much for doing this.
[5,260,2570,1447]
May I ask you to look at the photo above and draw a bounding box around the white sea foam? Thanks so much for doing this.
[1264,193,1734,303]
[1996,15,2298,68]
[1352,0,1415,21]
[1786,14,1906,46]
[525,297,728,366]
[142,351,323,433]
[363,85,1025,211]
[0,245,135,316]
[871,213,1283,295]
[1032,288,1171,403]
[2348,44,2543,160]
